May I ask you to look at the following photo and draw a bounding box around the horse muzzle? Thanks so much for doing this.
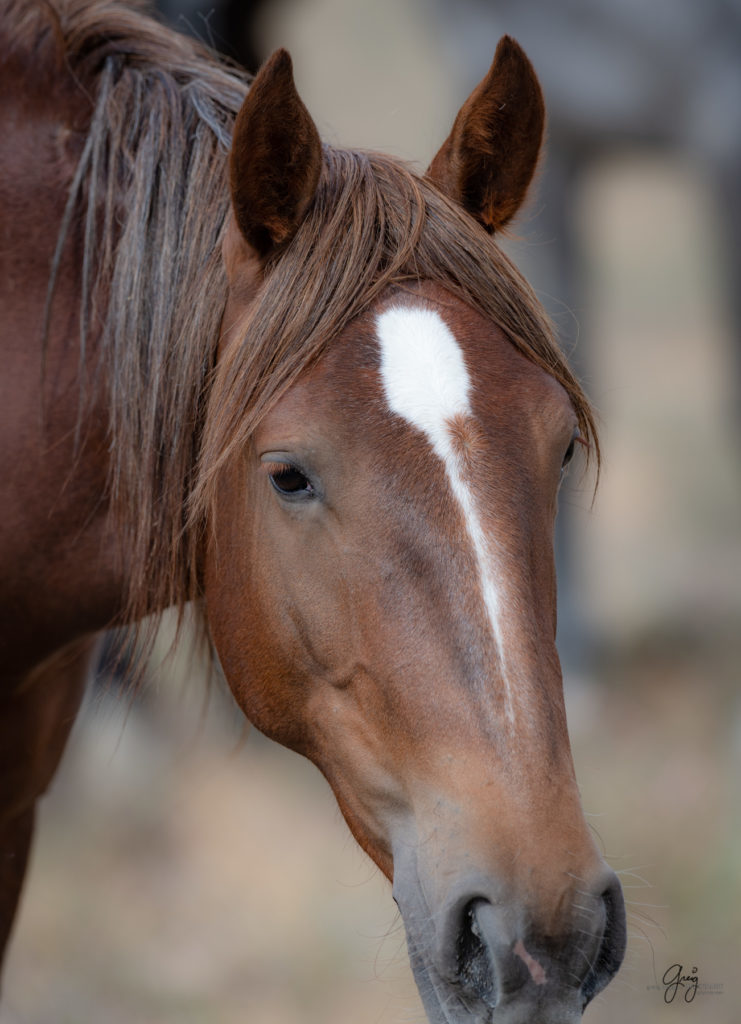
[392,854,626,1024]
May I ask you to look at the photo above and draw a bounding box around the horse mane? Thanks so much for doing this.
[4,0,248,637]
[4,0,598,640]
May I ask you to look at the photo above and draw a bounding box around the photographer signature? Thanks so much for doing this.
[662,963,699,1003]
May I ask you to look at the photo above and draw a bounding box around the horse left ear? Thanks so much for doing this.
[229,49,322,260]
[426,36,545,232]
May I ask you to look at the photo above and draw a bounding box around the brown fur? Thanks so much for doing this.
[229,49,322,256]
[1,0,249,634]
[2,0,597,638]
[197,145,599,530]
[427,36,546,232]
[0,4,621,1016]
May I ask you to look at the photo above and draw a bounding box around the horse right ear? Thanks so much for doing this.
[229,49,322,260]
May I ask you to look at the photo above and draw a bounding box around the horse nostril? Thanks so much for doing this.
[581,875,627,1006]
[452,898,534,1011]
[441,875,626,1016]
[455,898,498,1008]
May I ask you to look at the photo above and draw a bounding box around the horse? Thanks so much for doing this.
[0,2,626,1020]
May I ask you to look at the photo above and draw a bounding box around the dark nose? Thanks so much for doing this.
[579,875,627,1004]
[443,871,626,1016]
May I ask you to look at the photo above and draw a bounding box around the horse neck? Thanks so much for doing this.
[1,60,213,649]
[0,90,131,674]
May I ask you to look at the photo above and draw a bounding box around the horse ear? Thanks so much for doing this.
[229,49,322,259]
[426,36,545,233]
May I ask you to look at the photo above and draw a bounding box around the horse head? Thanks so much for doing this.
[201,39,625,1024]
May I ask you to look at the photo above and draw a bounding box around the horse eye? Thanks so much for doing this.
[267,463,314,497]
[561,436,578,473]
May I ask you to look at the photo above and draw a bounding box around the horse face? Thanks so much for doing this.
[204,38,625,1023]
[205,282,625,1021]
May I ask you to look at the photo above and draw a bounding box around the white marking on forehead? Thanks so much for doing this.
[376,305,514,722]
[378,306,472,437]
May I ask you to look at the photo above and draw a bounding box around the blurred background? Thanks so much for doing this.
[2,0,740,1021]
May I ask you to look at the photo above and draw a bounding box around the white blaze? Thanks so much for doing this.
[376,305,513,720]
